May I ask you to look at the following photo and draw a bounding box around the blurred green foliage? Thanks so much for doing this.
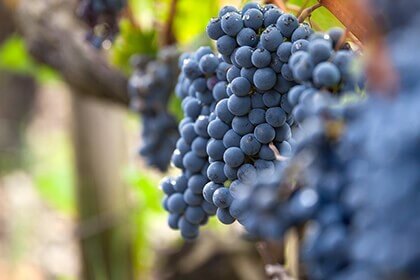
[125,165,165,277]
[28,132,76,215]
[0,35,59,83]
[111,19,158,73]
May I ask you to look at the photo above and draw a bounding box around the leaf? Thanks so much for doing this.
[0,35,59,83]
[111,19,158,73]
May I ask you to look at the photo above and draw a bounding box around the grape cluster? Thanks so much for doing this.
[286,29,362,125]
[203,4,317,224]
[128,47,180,171]
[161,47,230,240]
[77,0,126,48]
[236,16,420,277]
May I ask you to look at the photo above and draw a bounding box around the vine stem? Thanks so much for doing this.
[298,3,322,23]
[122,5,141,30]
[162,0,178,46]
[296,0,310,18]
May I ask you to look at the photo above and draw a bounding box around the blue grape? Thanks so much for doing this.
[201,200,218,215]
[227,65,240,82]
[251,48,272,68]
[191,137,208,157]
[219,5,238,17]
[258,145,276,160]
[237,163,257,183]
[213,187,233,208]
[221,12,243,36]
[199,54,220,74]
[224,164,238,180]
[291,24,313,42]
[168,193,187,214]
[183,188,204,206]
[251,92,265,109]
[254,123,276,144]
[240,67,257,82]
[234,46,254,68]
[179,217,199,239]
[217,35,237,56]
[215,98,234,124]
[263,8,282,27]
[241,2,261,14]
[275,124,291,141]
[223,147,245,167]
[253,67,277,90]
[185,206,206,224]
[276,14,299,38]
[309,39,333,64]
[291,39,309,54]
[223,129,242,148]
[262,90,281,107]
[207,161,228,184]
[181,123,198,144]
[266,107,287,127]
[243,8,264,30]
[230,77,251,96]
[288,85,307,106]
[232,116,255,135]
[248,108,266,125]
[161,178,176,195]
[168,213,181,229]
[207,139,225,160]
[183,151,206,173]
[212,81,228,102]
[313,62,341,87]
[227,95,252,116]
[194,46,213,62]
[261,25,284,51]
[236,28,258,47]
[270,53,284,73]
[183,59,202,80]
[188,174,208,194]
[281,63,294,81]
[206,18,224,40]
[208,118,230,139]
[327,27,344,48]
[217,208,236,224]
[240,134,261,155]
[277,41,293,63]
[203,182,222,203]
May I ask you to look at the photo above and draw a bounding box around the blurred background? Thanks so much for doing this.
[0,0,343,279]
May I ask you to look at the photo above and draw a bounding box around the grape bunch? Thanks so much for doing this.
[203,3,318,224]
[231,105,360,280]
[77,0,126,48]
[128,47,180,171]
[161,47,230,240]
[286,29,363,125]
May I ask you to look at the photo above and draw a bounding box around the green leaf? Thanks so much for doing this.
[111,19,158,73]
[0,35,59,83]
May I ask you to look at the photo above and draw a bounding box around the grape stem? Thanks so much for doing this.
[122,5,141,30]
[296,0,311,18]
[297,3,322,23]
[162,0,178,46]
